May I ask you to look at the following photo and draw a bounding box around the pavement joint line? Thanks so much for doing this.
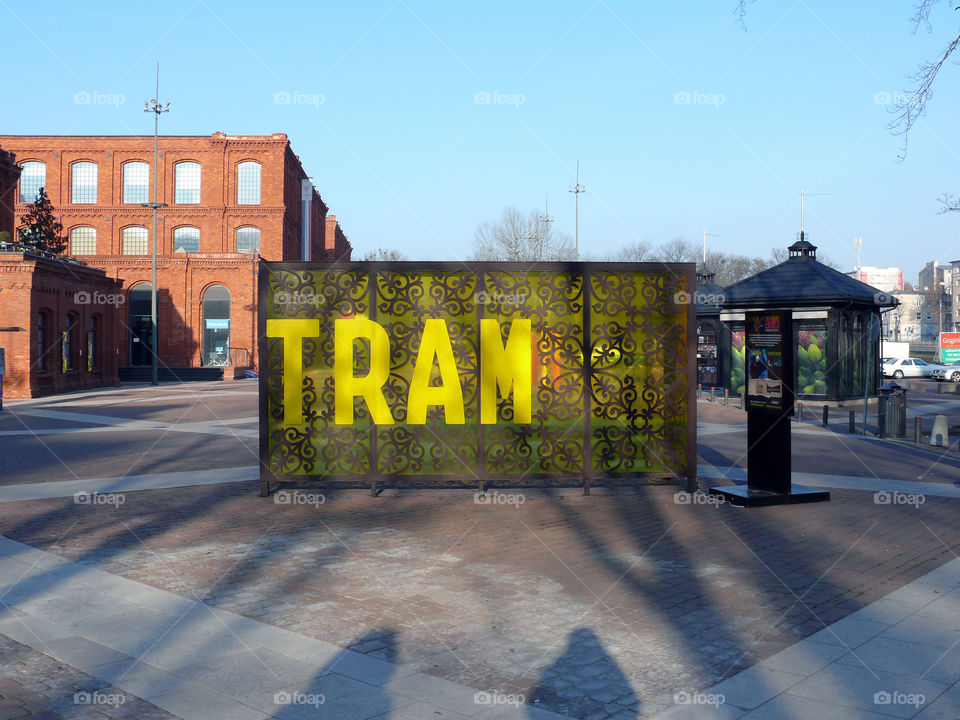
[0,466,259,503]
[0,533,578,720]
[7,408,260,440]
[697,464,960,499]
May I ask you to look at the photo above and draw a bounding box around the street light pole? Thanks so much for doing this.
[568,160,585,258]
[144,63,169,386]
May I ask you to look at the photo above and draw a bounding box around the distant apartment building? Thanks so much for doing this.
[919,260,951,293]
[845,266,903,293]
[0,133,352,395]
[884,288,952,342]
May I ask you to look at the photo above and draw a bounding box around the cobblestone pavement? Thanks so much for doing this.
[1,479,957,719]
[0,635,174,719]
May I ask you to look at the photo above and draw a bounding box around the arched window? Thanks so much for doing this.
[121,227,148,255]
[19,161,45,203]
[173,226,200,253]
[71,162,98,204]
[123,161,150,204]
[236,226,260,254]
[236,161,261,205]
[70,227,97,255]
[202,285,231,366]
[175,162,201,204]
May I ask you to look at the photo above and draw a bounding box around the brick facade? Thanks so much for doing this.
[0,133,351,379]
[0,251,122,398]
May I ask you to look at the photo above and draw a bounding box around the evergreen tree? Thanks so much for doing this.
[18,187,67,255]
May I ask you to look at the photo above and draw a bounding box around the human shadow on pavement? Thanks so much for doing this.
[269,629,398,719]
[529,627,638,719]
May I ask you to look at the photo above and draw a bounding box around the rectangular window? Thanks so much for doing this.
[174,227,200,253]
[70,227,97,255]
[121,227,148,255]
[175,162,201,204]
[72,162,98,204]
[20,162,45,203]
[88,316,97,371]
[37,312,47,371]
[123,162,150,204]
[237,162,261,205]
[63,318,75,371]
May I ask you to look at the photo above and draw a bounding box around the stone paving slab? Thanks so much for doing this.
[0,533,578,719]
[650,557,960,719]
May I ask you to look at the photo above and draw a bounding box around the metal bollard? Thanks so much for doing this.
[822,405,829,427]
[712,387,718,403]
[849,410,855,434]
[914,416,921,444]
[796,402,803,423]
[697,383,702,399]
[740,393,745,411]
[723,388,729,406]
[878,411,886,439]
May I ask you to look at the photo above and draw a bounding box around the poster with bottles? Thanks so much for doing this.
[746,311,790,411]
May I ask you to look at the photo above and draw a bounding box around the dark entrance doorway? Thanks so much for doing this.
[129,284,155,366]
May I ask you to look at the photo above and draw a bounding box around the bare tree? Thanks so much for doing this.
[362,248,408,261]
[650,237,699,263]
[610,240,652,262]
[472,206,576,261]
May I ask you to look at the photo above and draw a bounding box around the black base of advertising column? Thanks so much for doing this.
[709,309,829,507]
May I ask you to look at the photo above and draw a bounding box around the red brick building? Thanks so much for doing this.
[0,133,351,381]
[0,251,123,398]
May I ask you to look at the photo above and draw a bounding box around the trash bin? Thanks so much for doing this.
[878,382,907,437]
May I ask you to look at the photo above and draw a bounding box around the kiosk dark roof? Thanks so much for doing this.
[722,237,900,309]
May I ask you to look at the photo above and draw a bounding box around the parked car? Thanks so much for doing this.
[931,364,960,382]
[881,357,942,378]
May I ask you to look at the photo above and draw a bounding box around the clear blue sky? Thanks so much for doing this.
[1,1,958,280]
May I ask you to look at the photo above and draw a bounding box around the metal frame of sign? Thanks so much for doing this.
[257,261,697,496]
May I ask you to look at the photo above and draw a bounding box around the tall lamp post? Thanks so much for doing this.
[143,64,169,386]
[568,160,585,258]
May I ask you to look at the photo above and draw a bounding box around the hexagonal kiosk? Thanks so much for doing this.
[719,237,898,403]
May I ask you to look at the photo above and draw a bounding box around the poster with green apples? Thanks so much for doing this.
[797,327,827,397]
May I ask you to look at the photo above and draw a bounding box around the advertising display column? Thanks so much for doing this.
[710,310,830,506]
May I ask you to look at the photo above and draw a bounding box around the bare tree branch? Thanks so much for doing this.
[889,30,960,160]
[938,192,960,213]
